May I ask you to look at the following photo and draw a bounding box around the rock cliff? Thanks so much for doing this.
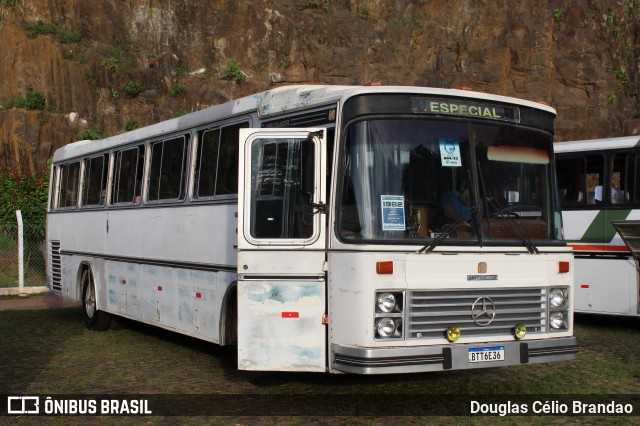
[0,0,638,170]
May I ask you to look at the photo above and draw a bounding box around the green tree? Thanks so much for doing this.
[0,164,49,241]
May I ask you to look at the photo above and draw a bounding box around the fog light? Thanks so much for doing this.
[446,325,461,342]
[549,312,566,329]
[376,318,397,338]
[514,323,527,340]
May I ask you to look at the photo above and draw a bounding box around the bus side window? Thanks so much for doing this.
[82,154,108,207]
[57,161,81,209]
[194,122,247,200]
[612,151,636,205]
[556,157,585,205]
[148,135,187,202]
[585,154,605,205]
[111,145,144,205]
[217,122,247,195]
[624,152,640,204]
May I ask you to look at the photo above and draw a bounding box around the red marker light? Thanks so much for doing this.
[558,261,570,273]
[376,261,394,275]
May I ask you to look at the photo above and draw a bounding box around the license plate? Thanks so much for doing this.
[468,346,505,363]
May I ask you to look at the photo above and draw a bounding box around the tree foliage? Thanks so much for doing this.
[0,164,49,241]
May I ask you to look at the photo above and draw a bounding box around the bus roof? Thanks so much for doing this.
[52,84,557,163]
[554,135,640,153]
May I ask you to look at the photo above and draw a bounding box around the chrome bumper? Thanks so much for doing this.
[331,337,578,374]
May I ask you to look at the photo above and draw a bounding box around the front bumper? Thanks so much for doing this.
[331,337,578,374]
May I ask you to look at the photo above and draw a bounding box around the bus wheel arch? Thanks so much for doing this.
[80,265,111,331]
[220,283,237,346]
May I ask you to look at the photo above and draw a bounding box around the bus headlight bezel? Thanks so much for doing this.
[374,291,404,340]
[377,292,397,313]
[375,317,403,339]
[548,286,570,332]
[549,311,566,329]
[549,288,567,307]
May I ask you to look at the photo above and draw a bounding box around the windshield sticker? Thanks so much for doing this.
[381,195,406,231]
[439,138,462,167]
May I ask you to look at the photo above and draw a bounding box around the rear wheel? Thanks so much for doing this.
[81,268,111,331]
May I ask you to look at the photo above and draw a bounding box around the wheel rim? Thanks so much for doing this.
[84,275,96,319]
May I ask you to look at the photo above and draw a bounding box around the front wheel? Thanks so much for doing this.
[81,268,111,331]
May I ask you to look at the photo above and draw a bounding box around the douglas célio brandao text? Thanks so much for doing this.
[470,400,634,416]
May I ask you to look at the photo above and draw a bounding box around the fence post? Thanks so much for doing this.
[16,210,24,293]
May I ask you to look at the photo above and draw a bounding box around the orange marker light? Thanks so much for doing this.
[558,261,570,273]
[376,261,394,275]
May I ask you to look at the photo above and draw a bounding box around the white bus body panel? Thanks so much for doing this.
[48,203,238,343]
[573,257,638,316]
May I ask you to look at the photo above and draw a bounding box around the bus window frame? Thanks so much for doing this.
[192,120,250,203]
[110,144,147,207]
[557,152,606,209]
[146,133,190,204]
[55,160,81,210]
[81,153,109,209]
[557,149,640,210]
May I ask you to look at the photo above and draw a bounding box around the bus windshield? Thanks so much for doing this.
[338,118,562,245]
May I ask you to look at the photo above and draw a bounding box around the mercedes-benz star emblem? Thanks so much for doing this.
[471,297,496,326]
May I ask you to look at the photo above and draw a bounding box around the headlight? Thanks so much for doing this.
[549,312,566,329]
[549,288,566,307]
[376,318,397,338]
[377,293,397,313]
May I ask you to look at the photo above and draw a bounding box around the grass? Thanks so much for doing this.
[0,309,638,423]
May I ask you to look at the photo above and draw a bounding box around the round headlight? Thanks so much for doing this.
[514,323,527,340]
[549,289,566,307]
[376,318,397,337]
[446,325,461,342]
[549,312,565,329]
[377,293,397,313]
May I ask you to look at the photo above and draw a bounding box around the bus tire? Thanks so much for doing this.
[81,268,111,331]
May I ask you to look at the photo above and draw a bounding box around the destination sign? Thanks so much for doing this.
[410,97,520,123]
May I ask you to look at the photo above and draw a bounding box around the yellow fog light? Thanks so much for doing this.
[446,326,461,342]
[514,323,527,340]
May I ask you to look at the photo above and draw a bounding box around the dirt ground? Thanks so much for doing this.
[0,292,79,310]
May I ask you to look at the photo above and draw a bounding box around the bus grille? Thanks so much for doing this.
[49,241,62,292]
[407,288,547,340]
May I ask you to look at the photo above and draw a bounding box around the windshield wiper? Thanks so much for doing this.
[484,198,539,254]
[417,207,477,254]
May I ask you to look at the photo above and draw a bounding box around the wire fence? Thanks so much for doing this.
[0,221,47,290]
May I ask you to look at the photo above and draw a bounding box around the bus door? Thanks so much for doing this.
[237,128,327,372]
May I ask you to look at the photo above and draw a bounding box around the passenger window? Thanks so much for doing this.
[194,122,247,199]
[148,135,188,201]
[82,154,108,207]
[556,154,604,207]
[112,145,145,205]
[612,151,639,205]
[57,161,81,208]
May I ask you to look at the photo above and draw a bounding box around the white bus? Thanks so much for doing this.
[47,85,577,374]
[555,136,640,317]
